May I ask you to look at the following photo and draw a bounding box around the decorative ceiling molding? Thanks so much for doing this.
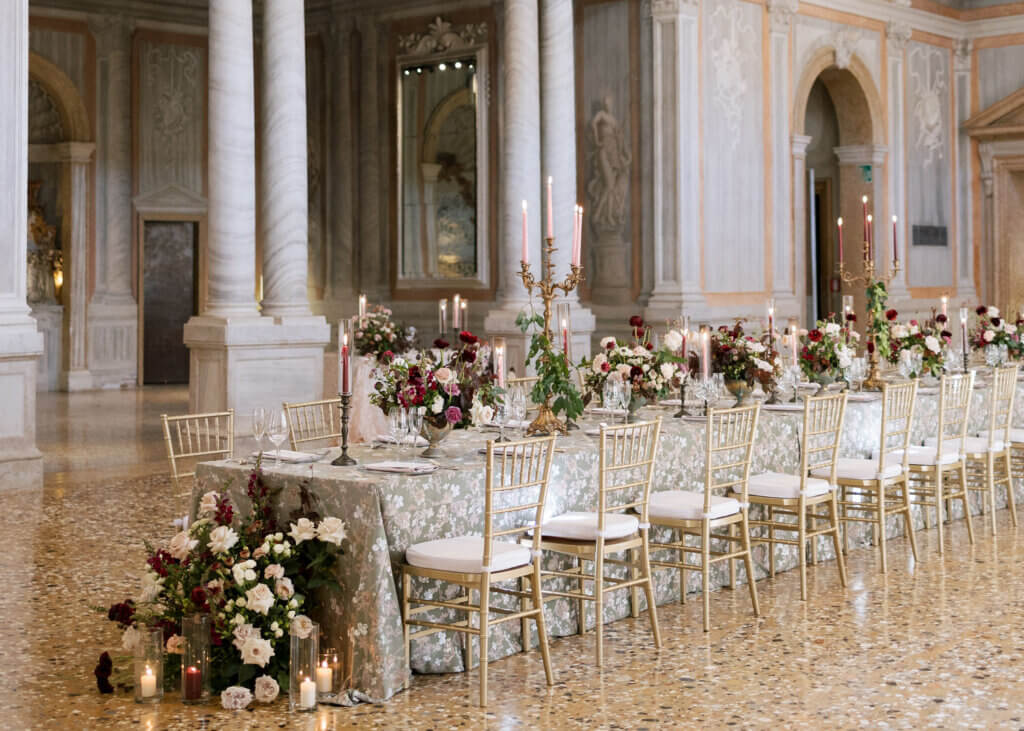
[397,16,487,58]
[133,183,207,216]
[964,86,1024,140]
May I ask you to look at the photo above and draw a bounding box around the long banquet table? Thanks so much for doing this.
[194,381,1024,703]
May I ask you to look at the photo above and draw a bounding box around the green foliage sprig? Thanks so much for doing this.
[515,311,584,422]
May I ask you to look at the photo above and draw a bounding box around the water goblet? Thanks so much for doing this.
[985,344,1000,368]
[618,384,632,424]
[406,408,423,455]
[494,403,509,443]
[511,388,528,434]
[267,410,289,467]
[388,409,407,453]
[251,407,268,456]
[602,378,621,411]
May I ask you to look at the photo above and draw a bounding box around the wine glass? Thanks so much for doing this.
[511,389,528,435]
[999,343,1009,366]
[602,378,621,411]
[388,409,407,452]
[618,383,632,424]
[251,407,267,456]
[494,402,509,443]
[405,408,423,456]
[267,410,289,467]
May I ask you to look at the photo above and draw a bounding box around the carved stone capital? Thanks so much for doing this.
[791,133,812,157]
[650,0,699,19]
[88,14,134,58]
[833,28,861,70]
[397,16,487,57]
[954,38,973,72]
[886,21,912,54]
[767,0,799,33]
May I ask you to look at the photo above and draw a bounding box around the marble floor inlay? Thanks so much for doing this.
[8,386,1024,729]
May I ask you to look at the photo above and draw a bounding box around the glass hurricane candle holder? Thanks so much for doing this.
[290,622,319,712]
[316,648,341,701]
[133,626,164,704]
[181,613,211,704]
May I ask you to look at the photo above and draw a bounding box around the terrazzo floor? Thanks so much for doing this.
[7,385,1024,729]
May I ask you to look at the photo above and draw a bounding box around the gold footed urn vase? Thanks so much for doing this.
[419,421,452,459]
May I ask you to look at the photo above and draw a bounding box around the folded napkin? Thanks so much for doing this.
[253,450,320,464]
[485,419,531,430]
[375,434,429,447]
[363,461,438,475]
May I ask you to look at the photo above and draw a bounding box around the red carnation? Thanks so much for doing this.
[604,340,615,350]
[808,329,823,342]
[645,341,654,351]
[991,317,1002,327]
[381,350,394,362]
[190,587,207,607]
[885,309,898,321]
[459,330,479,345]
[629,315,644,328]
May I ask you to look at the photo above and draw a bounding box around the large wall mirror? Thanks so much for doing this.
[393,15,493,298]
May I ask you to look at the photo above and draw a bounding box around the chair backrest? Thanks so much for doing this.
[799,392,848,489]
[704,404,761,511]
[936,372,975,454]
[879,381,918,475]
[985,365,1018,448]
[283,397,342,450]
[161,409,234,491]
[598,418,663,530]
[483,435,557,571]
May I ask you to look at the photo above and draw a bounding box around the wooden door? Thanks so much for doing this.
[142,220,197,384]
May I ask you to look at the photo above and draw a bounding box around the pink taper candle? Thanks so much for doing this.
[521,200,528,264]
[340,332,350,394]
[837,217,844,264]
[546,177,553,239]
[892,215,899,266]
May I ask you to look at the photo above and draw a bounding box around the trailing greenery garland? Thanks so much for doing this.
[515,311,584,422]
[866,280,890,357]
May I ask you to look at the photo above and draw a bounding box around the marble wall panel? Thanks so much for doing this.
[29,27,86,98]
[701,0,763,293]
[306,37,326,302]
[906,41,954,288]
[135,37,205,197]
[977,45,1024,111]
[142,221,195,384]
[794,17,882,95]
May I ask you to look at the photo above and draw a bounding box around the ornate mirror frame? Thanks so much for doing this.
[389,9,497,301]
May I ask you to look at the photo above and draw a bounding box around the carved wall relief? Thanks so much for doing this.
[707,1,752,148]
[586,94,630,234]
[28,80,64,144]
[909,45,947,166]
[398,17,487,57]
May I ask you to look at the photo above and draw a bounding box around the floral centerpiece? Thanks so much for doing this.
[798,320,854,385]
[581,316,680,413]
[707,322,781,403]
[972,305,1022,359]
[354,305,415,359]
[886,314,951,378]
[96,463,345,703]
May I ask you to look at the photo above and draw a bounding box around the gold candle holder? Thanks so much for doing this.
[838,240,900,391]
[517,237,584,435]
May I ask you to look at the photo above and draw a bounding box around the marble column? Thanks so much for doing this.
[768,0,799,317]
[60,143,96,391]
[540,0,594,357]
[357,17,386,300]
[0,0,44,489]
[184,0,329,433]
[791,135,811,319]
[484,0,542,373]
[260,0,313,319]
[325,15,356,316]
[87,15,138,387]
[953,38,977,302]
[978,142,995,302]
[886,22,911,302]
[644,0,704,323]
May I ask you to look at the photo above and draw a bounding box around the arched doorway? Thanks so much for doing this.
[793,50,886,327]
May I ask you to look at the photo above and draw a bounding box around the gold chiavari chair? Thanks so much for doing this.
[827,381,919,573]
[736,392,848,601]
[648,405,761,632]
[535,419,664,665]
[942,364,1018,533]
[282,397,342,450]
[401,436,556,707]
[904,373,975,554]
[161,409,234,495]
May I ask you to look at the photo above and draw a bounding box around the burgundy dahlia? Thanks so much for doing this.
[433,338,449,349]
[977,305,988,316]
[936,313,948,324]
[808,329,823,343]
[629,315,644,328]
[886,309,898,321]
[459,330,479,345]
[107,600,135,628]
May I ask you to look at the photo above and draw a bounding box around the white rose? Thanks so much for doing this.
[591,353,608,374]
[663,329,684,352]
[1005,323,1018,334]
[892,325,909,340]
[168,530,198,561]
[273,543,286,554]
[232,622,260,650]
[245,583,276,615]
[984,330,996,343]
[837,352,852,369]
[317,517,348,546]
[747,341,766,354]
[430,396,444,415]
[232,564,250,586]
[909,324,920,335]
[289,518,317,544]
[617,346,633,358]
[824,322,841,336]
[659,363,675,380]
[121,626,141,652]
[434,366,455,385]
[221,685,254,710]
[264,563,285,580]
[198,491,220,517]
[275,577,295,600]
[290,614,314,639]
[253,675,280,703]
[600,336,616,349]
[469,400,494,428]
[138,571,164,603]
[755,358,774,373]
[208,525,239,555]
[616,364,632,379]
[164,634,184,654]
[990,306,1000,318]
[925,335,941,354]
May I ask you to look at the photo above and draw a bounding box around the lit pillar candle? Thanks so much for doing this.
[184,666,202,701]
[300,675,317,709]
[358,293,367,326]
[891,216,899,267]
[460,299,468,332]
[521,200,528,265]
[546,176,553,239]
[452,294,461,331]
[866,214,874,262]
[493,338,506,389]
[340,330,351,395]
[960,306,969,353]
[837,217,844,265]
[140,665,157,698]
[438,298,448,336]
[861,195,869,239]
[701,328,710,380]
[316,660,333,693]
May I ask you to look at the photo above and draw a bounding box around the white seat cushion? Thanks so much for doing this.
[406,536,531,574]
[978,428,1024,444]
[889,446,960,467]
[541,511,639,541]
[648,490,740,521]
[811,457,902,482]
[925,436,1005,454]
[747,471,832,499]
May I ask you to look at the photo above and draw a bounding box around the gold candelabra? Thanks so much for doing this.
[838,239,900,391]
[518,237,584,435]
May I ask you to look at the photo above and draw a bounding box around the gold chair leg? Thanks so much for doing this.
[402,571,412,672]
[641,531,662,648]
[679,528,688,604]
[768,505,776,578]
[595,541,605,666]
[478,577,490,707]
[576,556,586,635]
[741,510,760,618]
[728,522,737,589]
[701,521,711,632]
[1005,452,1018,526]
[878,487,888,573]
[464,588,474,672]
[961,462,975,545]
[798,502,808,601]
[830,491,848,587]
[903,479,919,563]
[532,563,555,686]
[630,547,640,618]
[989,454,998,535]
[520,574,531,653]
[840,486,850,556]
[935,470,945,555]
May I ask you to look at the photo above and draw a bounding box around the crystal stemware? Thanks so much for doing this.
[511,388,528,435]
[252,407,267,456]
[494,403,509,443]
[406,408,423,455]
[267,410,289,467]
[618,383,632,424]
[388,409,407,453]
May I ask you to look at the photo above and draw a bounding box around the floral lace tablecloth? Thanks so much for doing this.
[194,381,1024,703]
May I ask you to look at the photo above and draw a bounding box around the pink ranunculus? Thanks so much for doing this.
[445,406,462,424]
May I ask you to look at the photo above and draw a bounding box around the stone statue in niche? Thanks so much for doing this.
[586,94,630,234]
[26,181,62,304]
